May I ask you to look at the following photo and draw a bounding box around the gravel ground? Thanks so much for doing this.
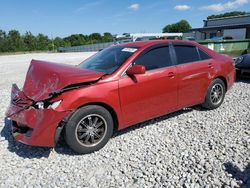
[0,52,249,188]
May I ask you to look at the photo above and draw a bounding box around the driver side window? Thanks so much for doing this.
[135,46,172,70]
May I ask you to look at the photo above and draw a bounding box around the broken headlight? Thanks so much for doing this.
[34,100,62,110]
[48,100,62,109]
[35,102,44,109]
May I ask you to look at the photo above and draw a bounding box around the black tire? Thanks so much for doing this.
[65,105,114,154]
[202,79,226,110]
[236,69,242,80]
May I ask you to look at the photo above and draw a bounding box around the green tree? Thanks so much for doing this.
[23,31,37,51]
[36,33,50,50]
[103,32,113,42]
[6,30,25,52]
[54,37,69,48]
[64,34,86,46]
[0,30,7,52]
[163,20,192,33]
[207,11,249,20]
[89,33,102,43]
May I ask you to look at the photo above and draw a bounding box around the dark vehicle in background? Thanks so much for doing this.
[235,54,250,74]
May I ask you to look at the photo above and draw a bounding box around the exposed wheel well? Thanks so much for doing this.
[215,76,228,91]
[55,103,119,145]
[76,102,119,131]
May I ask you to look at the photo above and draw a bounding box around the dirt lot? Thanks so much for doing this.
[0,52,249,187]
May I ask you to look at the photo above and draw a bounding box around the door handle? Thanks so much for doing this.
[168,72,176,78]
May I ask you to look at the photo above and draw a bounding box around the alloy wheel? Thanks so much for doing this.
[210,83,224,105]
[75,114,107,147]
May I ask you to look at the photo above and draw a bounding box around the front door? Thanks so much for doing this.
[118,45,178,128]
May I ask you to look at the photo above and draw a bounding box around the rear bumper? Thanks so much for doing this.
[6,84,71,147]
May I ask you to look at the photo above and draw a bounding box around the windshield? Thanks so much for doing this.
[79,46,138,74]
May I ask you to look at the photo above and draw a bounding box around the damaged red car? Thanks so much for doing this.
[6,40,235,154]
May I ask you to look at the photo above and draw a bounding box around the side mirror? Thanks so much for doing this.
[127,64,146,75]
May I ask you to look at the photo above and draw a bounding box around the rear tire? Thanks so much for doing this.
[202,79,226,110]
[65,105,114,154]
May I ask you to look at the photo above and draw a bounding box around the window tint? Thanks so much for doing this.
[198,49,211,60]
[174,45,200,64]
[135,46,172,70]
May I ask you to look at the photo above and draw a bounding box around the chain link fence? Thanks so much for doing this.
[58,39,250,57]
[58,42,114,52]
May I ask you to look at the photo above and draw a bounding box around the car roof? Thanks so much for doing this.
[118,40,198,48]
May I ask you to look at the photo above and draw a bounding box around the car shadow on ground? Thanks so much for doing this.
[54,107,196,155]
[112,108,194,139]
[224,162,250,188]
[1,107,203,157]
[1,118,52,159]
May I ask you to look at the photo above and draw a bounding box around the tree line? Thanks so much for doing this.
[207,11,249,20]
[162,20,191,33]
[0,30,114,53]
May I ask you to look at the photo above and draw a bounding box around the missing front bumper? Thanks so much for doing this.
[6,84,71,147]
[9,109,70,147]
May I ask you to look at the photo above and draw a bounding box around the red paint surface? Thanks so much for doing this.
[23,60,104,101]
[6,40,236,147]
[127,64,146,75]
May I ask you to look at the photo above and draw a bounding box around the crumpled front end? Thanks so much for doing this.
[5,60,104,147]
[6,84,71,147]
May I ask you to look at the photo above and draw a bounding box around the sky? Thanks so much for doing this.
[0,0,250,38]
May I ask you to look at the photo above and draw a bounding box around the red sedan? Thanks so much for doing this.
[6,40,235,154]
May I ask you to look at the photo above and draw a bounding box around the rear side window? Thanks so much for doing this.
[135,46,172,70]
[174,45,200,64]
[198,49,211,60]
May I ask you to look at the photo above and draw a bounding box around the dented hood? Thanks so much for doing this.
[22,60,104,101]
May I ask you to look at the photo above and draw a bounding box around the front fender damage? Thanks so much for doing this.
[6,79,102,147]
[11,109,70,147]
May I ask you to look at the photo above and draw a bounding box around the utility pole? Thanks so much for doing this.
[51,35,55,52]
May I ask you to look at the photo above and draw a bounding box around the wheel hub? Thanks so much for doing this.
[75,114,107,147]
[86,126,95,135]
[214,92,218,98]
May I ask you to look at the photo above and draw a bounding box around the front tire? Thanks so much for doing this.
[202,79,226,110]
[65,105,114,154]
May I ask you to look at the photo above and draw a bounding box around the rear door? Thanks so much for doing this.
[118,45,178,127]
[173,44,214,108]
